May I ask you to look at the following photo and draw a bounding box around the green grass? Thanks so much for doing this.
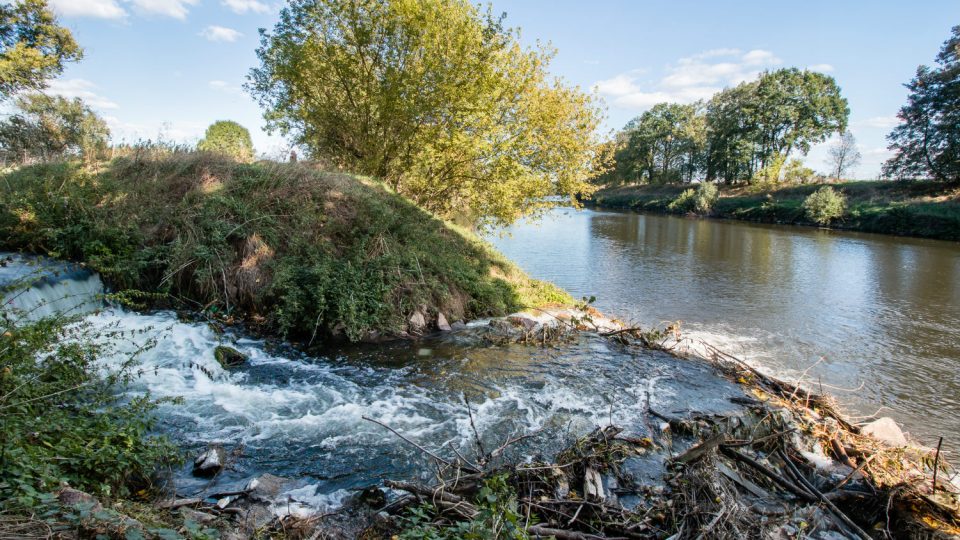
[590,180,960,241]
[0,152,571,343]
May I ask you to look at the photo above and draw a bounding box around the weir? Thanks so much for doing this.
[0,253,105,321]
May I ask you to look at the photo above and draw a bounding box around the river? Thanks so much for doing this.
[488,207,960,450]
[1,253,748,514]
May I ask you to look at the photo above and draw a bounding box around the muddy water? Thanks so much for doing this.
[489,208,960,450]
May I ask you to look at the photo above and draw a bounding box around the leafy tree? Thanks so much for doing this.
[883,26,960,182]
[197,120,255,162]
[0,93,109,163]
[248,0,605,227]
[706,69,848,183]
[705,83,758,183]
[0,0,82,99]
[827,131,861,179]
[605,103,705,185]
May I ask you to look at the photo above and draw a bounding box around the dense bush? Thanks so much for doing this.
[197,120,254,162]
[802,186,847,225]
[0,294,177,509]
[668,182,718,214]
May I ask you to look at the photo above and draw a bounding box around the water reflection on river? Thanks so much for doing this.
[489,207,960,448]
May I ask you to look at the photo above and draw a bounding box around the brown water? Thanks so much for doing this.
[489,208,960,449]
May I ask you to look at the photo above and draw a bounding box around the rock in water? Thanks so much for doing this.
[436,312,452,331]
[861,417,908,446]
[408,310,427,333]
[214,346,247,369]
[245,473,291,502]
[193,445,227,477]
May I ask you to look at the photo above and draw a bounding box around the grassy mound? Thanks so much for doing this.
[591,180,960,241]
[0,153,570,342]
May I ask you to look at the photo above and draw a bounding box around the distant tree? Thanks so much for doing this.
[0,93,109,163]
[248,0,605,227]
[0,0,82,99]
[613,103,706,185]
[827,131,861,179]
[706,68,848,184]
[883,26,960,182]
[197,120,255,162]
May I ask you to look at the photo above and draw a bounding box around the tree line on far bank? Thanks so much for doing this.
[596,26,960,187]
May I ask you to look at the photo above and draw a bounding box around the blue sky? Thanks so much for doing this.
[44,0,958,177]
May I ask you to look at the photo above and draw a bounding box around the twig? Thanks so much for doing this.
[719,447,815,502]
[933,436,944,492]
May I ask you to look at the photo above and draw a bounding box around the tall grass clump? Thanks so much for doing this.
[802,186,847,225]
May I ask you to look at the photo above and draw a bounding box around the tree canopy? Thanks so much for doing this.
[0,93,109,163]
[705,68,847,183]
[197,120,255,162]
[883,25,960,182]
[0,0,82,99]
[599,68,848,186]
[248,0,605,227]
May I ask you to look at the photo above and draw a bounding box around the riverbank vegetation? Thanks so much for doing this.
[589,26,960,240]
[591,180,960,240]
[0,151,570,343]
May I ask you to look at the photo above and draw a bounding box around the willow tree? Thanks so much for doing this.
[248,0,605,227]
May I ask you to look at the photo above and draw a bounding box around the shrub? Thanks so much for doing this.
[0,288,178,509]
[782,158,816,183]
[197,120,254,162]
[668,182,718,214]
[802,186,847,225]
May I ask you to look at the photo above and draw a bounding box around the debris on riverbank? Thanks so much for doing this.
[330,326,959,539]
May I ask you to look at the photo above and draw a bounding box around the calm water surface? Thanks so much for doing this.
[489,208,960,448]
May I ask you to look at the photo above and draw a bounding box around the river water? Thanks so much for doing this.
[1,253,748,513]
[488,207,960,450]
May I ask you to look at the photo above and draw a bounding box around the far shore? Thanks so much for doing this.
[587,180,960,242]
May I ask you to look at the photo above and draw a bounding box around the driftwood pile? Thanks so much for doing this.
[362,332,960,539]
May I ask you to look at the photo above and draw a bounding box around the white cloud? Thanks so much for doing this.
[742,49,782,66]
[129,0,198,19]
[221,0,269,14]
[807,63,835,73]
[199,25,243,42]
[592,74,640,97]
[208,80,242,94]
[46,79,120,110]
[593,49,783,112]
[49,0,126,19]
[859,116,900,129]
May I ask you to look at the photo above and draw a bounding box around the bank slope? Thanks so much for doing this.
[591,181,960,241]
[0,153,570,342]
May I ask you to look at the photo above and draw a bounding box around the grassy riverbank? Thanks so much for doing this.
[590,180,960,241]
[0,152,570,343]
